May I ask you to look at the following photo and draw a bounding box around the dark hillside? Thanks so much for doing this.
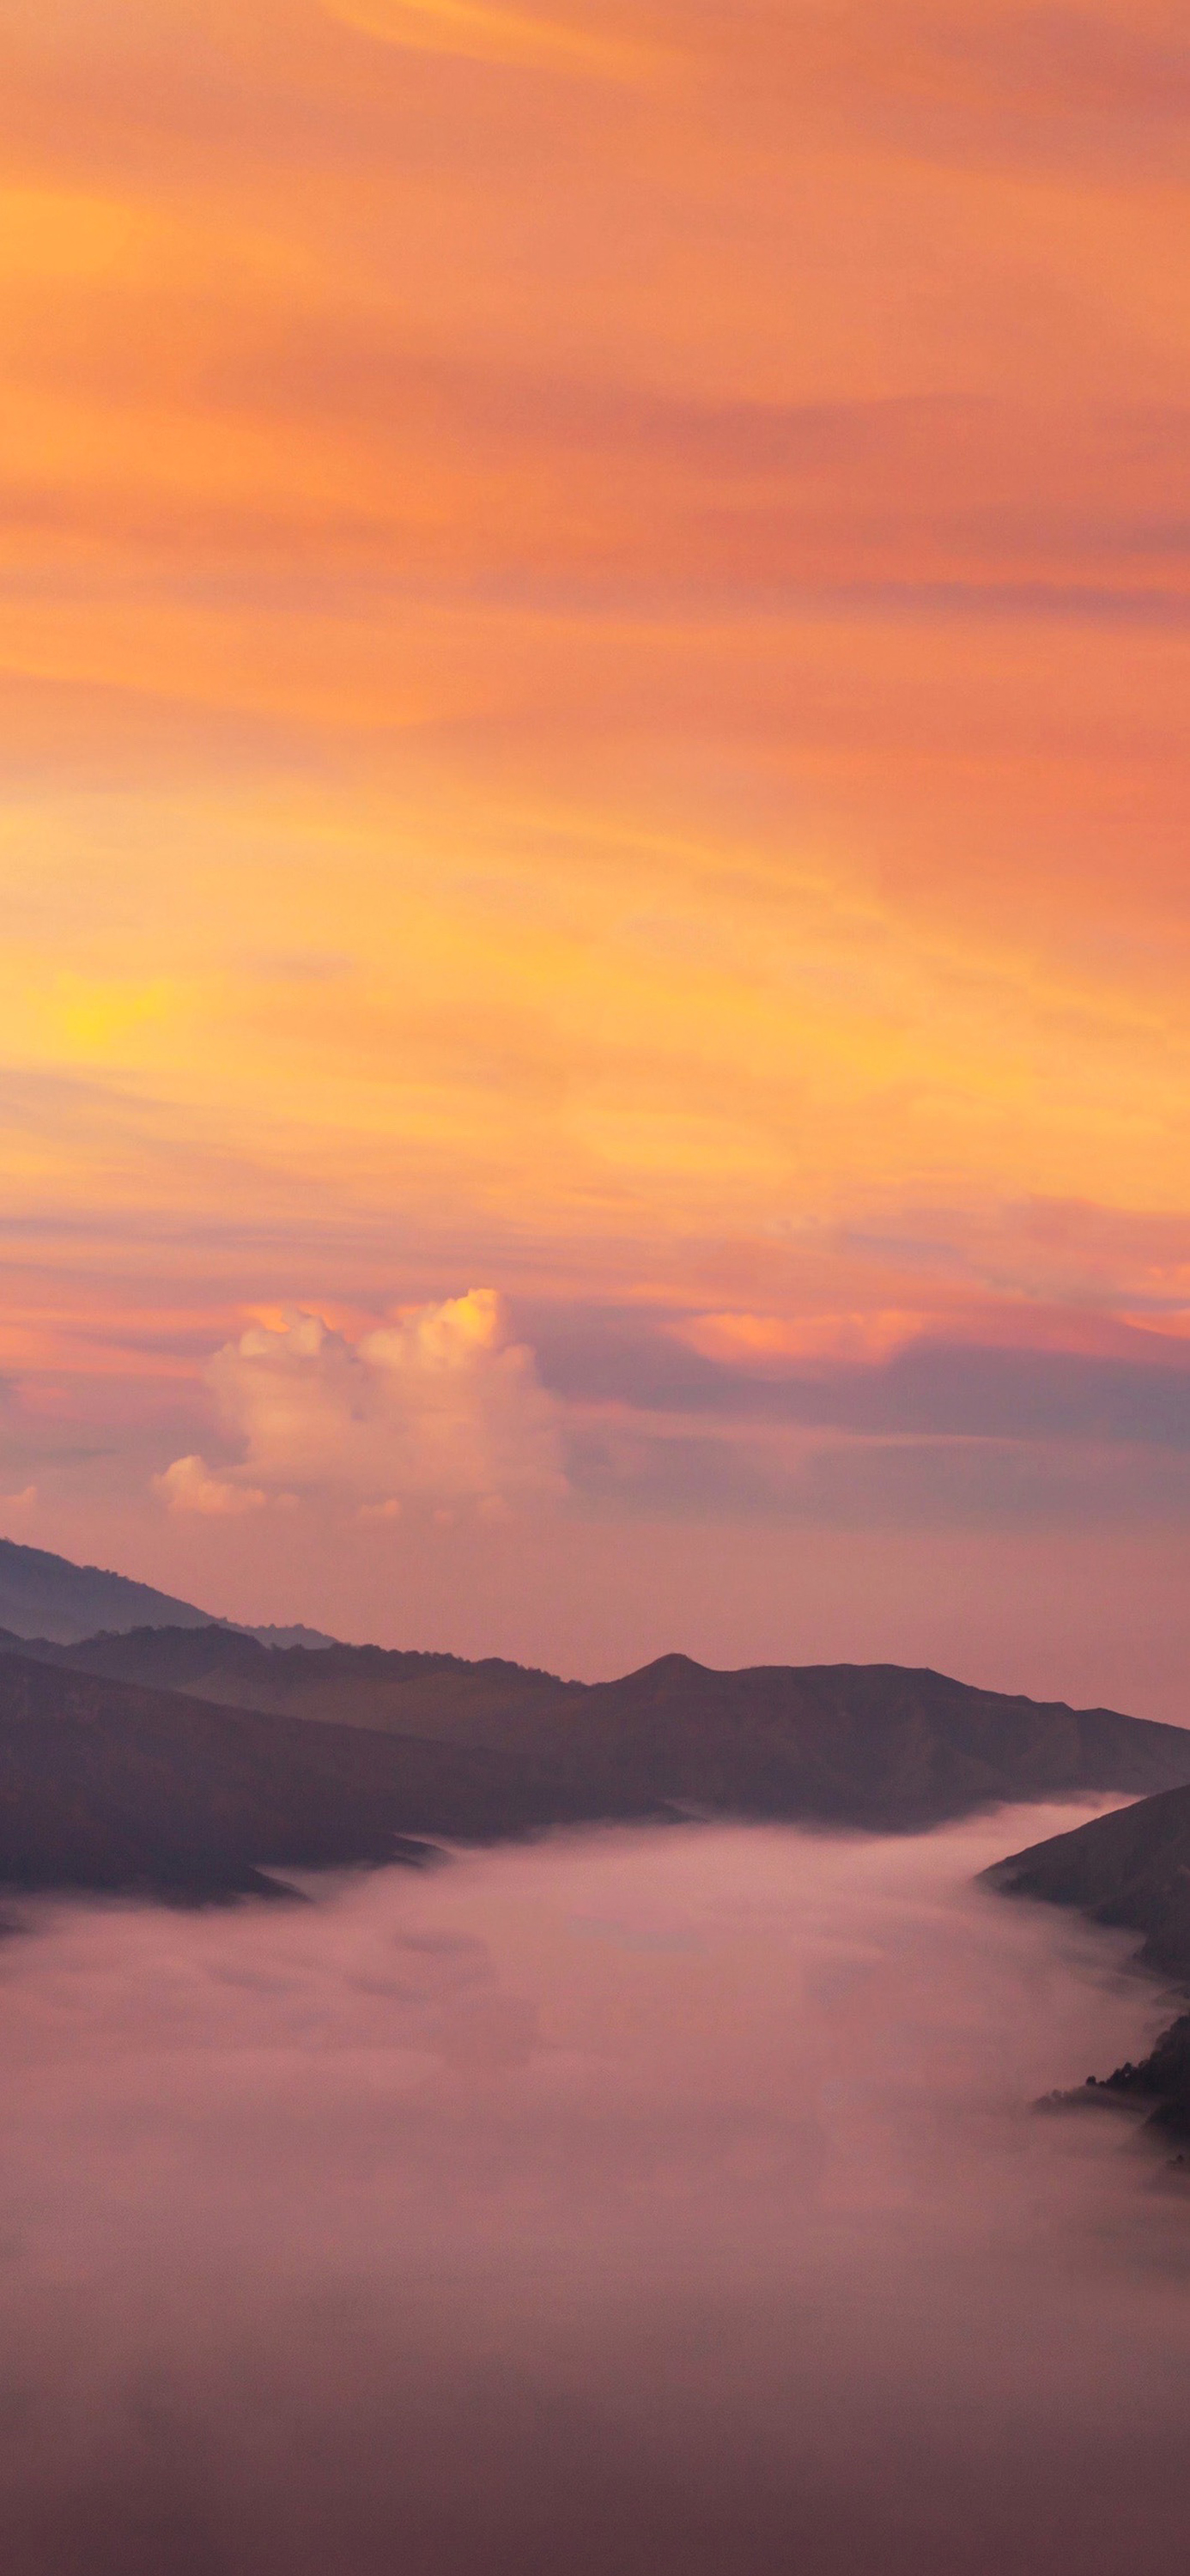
[987,1784,1190,1986]
[524,1654,1190,1830]
[17,1629,1190,1837]
[988,1785,1190,2139]
[26,1623,576,1737]
[38,1628,1190,1822]
[0,1651,648,1899]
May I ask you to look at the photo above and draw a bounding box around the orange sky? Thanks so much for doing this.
[3,2,1190,1704]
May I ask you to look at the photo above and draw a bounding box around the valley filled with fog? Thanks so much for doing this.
[2,1809,1188,2574]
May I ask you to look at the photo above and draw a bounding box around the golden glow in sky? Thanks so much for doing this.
[3,1,1189,1696]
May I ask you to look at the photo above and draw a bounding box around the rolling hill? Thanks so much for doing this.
[988,1789,1190,2140]
[4,1625,1190,1896]
[20,1624,1190,1827]
[987,1785,1190,1987]
[0,1649,647,1899]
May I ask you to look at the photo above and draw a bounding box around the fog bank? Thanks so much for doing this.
[2,1808,1188,2573]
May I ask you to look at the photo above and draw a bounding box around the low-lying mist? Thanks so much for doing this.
[3,1807,1188,2574]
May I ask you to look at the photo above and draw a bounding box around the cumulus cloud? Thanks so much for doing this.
[154,1455,269,1517]
[201,1290,567,1514]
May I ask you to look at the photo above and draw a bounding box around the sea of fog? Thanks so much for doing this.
[2,1806,1189,2573]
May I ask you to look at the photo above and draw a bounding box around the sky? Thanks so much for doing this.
[3,1,1190,1704]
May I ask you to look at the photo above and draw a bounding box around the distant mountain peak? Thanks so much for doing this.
[0,1536,337,1650]
[0,1535,222,1644]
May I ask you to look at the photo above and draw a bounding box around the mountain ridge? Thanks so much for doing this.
[21,1618,1190,1779]
[987,1785,1190,1987]
[0,1536,337,1649]
[0,1647,651,1899]
[21,1624,1190,1821]
[4,1624,1190,1898]
[987,1787,1190,2142]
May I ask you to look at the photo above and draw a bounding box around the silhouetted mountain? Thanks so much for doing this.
[0,1649,653,1899]
[4,1631,1190,1900]
[0,1539,217,1643]
[0,1538,337,1648]
[496,1654,1190,1829]
[1082,2017,1190,2142]
[988,1784,1190,1986]
[989,1789,1190,2142]
[27,1629,1190,1820]
[23,1623,571,1736]
[241,1623,339,1649]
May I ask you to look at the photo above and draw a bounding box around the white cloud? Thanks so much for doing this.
[203,1291,567,1514]
[154,1455,268,1518]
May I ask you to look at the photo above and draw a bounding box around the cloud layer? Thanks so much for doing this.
[2,1816,1188,2574]
[167,1291,567,1514]
[154,1454,268,1516]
